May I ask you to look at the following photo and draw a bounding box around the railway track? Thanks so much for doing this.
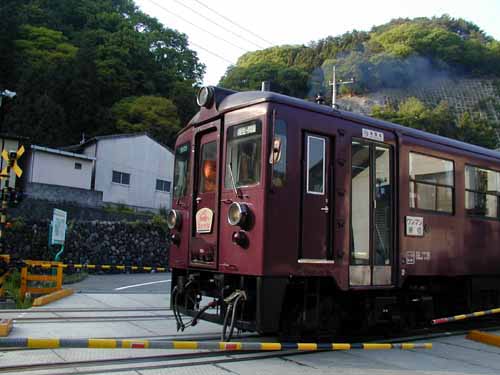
[1,320,499,375]
[11,314,176,323]
[0,307,171,314]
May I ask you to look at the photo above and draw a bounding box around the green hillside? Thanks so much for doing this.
[219,15,500,148]
[221,15,500,96]
[0,0,205,147]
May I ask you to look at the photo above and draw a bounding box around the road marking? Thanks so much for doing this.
[114,280,171,291]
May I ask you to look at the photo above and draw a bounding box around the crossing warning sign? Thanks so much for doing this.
[1,145,24,178]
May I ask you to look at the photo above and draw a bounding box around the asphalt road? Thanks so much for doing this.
[69,272,172,294]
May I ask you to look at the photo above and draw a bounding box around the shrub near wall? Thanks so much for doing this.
[5,218,170,269]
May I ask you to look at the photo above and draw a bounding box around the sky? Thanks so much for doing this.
[135,0,500,86]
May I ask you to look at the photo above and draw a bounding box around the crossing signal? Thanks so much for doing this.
[1,145,24,178]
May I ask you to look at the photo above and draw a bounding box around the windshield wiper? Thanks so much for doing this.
[228,162,240,198]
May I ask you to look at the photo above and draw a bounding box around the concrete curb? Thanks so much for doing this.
[32,288,74,307]
[0,319,13,337]
[466,330,500,348]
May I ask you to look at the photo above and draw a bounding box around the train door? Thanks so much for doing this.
[190,127,219,268]
[350,138,393,286]
[300,133,333,262]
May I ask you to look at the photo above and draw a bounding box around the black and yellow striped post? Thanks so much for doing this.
[0,145,24,253]
[0,337,433,351]
[432,307,500,325]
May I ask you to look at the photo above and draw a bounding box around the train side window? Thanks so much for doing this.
[271,119,287,187]
[173,142,190,199]
[465,165,500,219]
[409,152,454,213]
[306,136,325,194]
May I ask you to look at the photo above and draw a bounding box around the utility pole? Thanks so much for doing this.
[0,90,16,131]
[0,146,24,254]
[329,66,355,108]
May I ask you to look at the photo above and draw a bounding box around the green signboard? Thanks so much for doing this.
[50,209,67,246]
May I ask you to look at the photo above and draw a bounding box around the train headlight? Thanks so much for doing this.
[228,202,249,227]
[167,209,182,230]
[196,86,215,108]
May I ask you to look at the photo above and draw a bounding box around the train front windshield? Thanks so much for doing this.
[225,122,262,188]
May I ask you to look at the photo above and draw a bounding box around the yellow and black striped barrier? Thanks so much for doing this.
[432,307,500,325]
[0,337,432,350]
[28,262,168,273]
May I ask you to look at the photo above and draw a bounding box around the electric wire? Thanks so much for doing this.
[145,0,247,53]
[189,41,234,64]
[192,0,275,47]
[171,0,266,50]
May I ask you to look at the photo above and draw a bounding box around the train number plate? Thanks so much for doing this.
[406,216,424,237]
[196,207,214,233]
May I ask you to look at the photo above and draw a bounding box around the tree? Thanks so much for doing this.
[15,25,78,69]
[219,63,309,98]
[456,112,498,149]
[0,0,204,147]
[372,97,498,148]
[111,96,181,146]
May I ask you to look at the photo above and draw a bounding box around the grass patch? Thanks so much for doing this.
[3,270,32,309]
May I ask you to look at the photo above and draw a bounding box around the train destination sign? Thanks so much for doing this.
[196,207,214,233]
[362,128,384,142]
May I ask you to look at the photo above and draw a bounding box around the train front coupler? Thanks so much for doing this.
[171,273,222,332]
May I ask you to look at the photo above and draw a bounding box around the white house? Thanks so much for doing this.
[25,145,95,189]
[77,133,174,210]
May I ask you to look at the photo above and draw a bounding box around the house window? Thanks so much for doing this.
[156,179,171,192]
[74,162,82,170]
[409,152,454,213]
[465,165,500,218]
[112,170,130,185]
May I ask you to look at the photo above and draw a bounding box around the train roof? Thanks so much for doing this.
[189,88,500,161]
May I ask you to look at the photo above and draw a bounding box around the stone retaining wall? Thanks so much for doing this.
[338,78,500,123]
[5,219,169,269]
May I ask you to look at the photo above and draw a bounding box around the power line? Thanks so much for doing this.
[146,0,247,53]
[192,0,275,47]
[171,0,266,50]
[189,41,234,65]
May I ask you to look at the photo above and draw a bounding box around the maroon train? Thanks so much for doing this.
[167,86,500,337]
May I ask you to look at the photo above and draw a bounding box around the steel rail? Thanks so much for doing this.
[12,314,175,322]
[0,326,461,375]
[1,317,499,374]
[0,337,430,375]
[0,307,171,313]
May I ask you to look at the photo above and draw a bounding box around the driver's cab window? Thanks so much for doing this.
[199,141,217,193]
[225,121,262,188]
[173,142,190,198]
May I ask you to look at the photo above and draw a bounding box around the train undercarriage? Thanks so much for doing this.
[171,269,500,340]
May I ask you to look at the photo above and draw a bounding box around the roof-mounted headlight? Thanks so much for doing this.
[196,86,215,108]
[167,209,182,230]
[228,202,249,227]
